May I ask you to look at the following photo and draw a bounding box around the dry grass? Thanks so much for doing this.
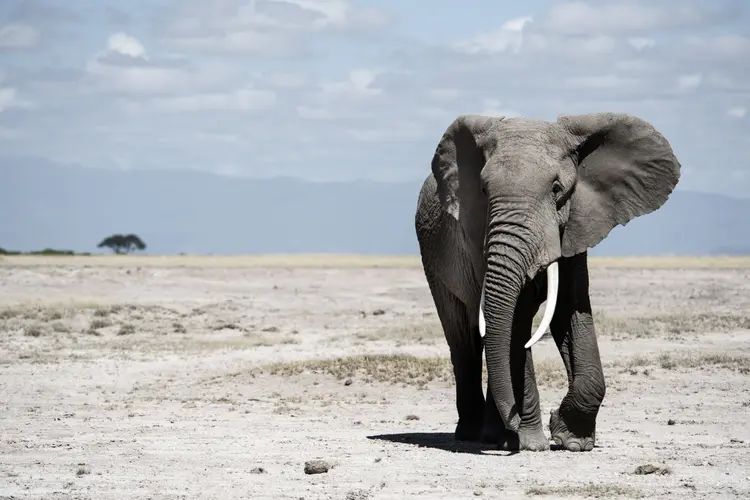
[0,300,299,357]
[0,301,139,321]
[360,311,750,347]
[257,354,455,387]
[525,483,644,498]
[616,352,750,374]
[656,352,750,373]
[354,321,442,343]
[533,358,568,388]
[531,311,750,338]
[2,253,750,269]
[254,354,568,389]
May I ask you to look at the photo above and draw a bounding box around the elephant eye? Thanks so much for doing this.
[552,180,563,195]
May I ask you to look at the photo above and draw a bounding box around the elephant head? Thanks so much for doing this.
[431,112,681,431]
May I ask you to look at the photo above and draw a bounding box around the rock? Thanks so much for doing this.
[304,460,332,475]
[633,464,671,475]
[344,378,353,386]
[345,489,371,500]
[405,414,420,421]
[250,467,265,474]
[667,419,676,425]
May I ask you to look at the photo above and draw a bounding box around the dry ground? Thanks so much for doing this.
[1,255,749,499]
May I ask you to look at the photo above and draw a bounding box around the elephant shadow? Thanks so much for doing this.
[366,432,519,456]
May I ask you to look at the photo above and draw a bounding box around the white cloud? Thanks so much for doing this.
[677,73,702,90]
[295,68,384,120]
[452,16,531,54]
[0,85,34,112]
[86,59,185,95]
[727,106,747,119]
[1,0,749,197]
[345,121,427,142]
[320,68,383,97]
[263,71,310,89]
[150,89,276,112]
[684,34,750,63]
[541,1,706,35]
[281,0,390,30]
[84,33,245,98]
[157,0,391,54]
[85,33,185,95]
[565,74,641,90]
[628,37,655,51]
[106,32,147,59]
[426,88,461,102]
[480,99,521,117]
[0,23,39,48]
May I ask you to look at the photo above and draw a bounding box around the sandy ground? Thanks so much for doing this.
[1,259,749,499]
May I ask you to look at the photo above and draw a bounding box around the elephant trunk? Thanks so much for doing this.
[478,200,559,433]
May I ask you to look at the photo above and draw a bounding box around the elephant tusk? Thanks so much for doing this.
[524,261,559,349]
[478,278,486,338]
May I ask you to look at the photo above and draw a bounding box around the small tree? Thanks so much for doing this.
[97,233,147,254]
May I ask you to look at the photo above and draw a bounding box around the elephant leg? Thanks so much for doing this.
[423,269,485,441]
[549,252,606,452]
[480,283,548,451]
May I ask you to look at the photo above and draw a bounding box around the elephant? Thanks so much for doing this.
[414,112,681,452]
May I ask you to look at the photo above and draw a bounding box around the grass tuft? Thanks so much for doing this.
[257,354,454,387]
[533,358,568,389]
[525,483,644,498]
[532,311,750,339]
[657,352,750,373]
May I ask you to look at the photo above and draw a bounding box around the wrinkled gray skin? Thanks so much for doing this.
[415,112,681,452]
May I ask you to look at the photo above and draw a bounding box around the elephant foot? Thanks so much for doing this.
[480,425,549,451]
[454,417,484,442]
[549,408,596,452]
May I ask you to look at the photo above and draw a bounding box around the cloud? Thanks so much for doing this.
[0,0,749,197]
[83,32,252,102]
[677,73,702,90]
[539,1,711,35]
[155,0,392,56]
[105,7,132,26]
[106,32,147,58]
[0,72,35,111]
[5,0,80,25]
[85,34,189,95]
[149,89,277,112]
[0,86,34,111]
[727,106,747,119]
[452,16,531,54]
[0,24,39,49]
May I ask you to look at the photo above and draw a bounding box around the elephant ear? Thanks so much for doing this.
[431,114,502,221]
[557,112,681,257]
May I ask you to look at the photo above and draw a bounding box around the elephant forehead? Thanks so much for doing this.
[482,119,568,164]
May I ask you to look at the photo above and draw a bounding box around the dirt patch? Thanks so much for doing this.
[1,261,749,499]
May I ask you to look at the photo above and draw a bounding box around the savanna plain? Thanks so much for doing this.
[1,254,749,499]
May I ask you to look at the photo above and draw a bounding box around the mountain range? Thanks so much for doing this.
[2,158,748,256]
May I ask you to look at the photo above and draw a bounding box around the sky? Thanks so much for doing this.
[1,0,749,197]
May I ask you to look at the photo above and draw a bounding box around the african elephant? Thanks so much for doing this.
[414,112,680,451]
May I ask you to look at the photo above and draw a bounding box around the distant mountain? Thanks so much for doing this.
[2,158,748,256]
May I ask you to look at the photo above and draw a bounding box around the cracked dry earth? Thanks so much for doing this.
[1,261,749,499]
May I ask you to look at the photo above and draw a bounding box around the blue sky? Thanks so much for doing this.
[1,0,749,197]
